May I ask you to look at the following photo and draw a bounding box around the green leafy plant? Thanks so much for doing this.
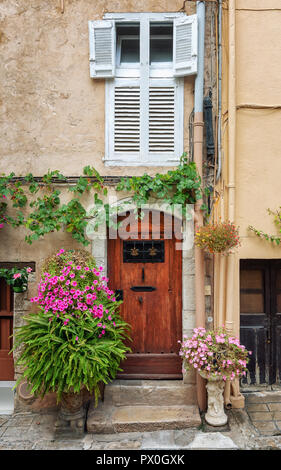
[0,266,33,293]
[0,156,207,246]
[194,221,240,254]
[117,153,208,215]
[13,249,131,404]
[179,326,251,382]
[249,207,281,246]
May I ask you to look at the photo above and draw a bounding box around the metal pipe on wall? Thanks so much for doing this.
[225,0,236,335]
[194,0,207,412]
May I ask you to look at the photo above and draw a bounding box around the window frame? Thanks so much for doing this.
[103,12,189,167]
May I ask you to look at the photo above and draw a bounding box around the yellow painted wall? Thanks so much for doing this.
[235,0,281,258]
[214,0,281,334]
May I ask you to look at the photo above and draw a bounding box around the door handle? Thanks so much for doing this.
[138,296,143,304]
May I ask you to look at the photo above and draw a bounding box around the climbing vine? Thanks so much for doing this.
[248,207,281,246]
[0,154,208,247]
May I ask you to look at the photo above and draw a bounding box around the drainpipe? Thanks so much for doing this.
[224,0,244,409]
[194,0,207,412]
[225,0,236,335]
[216,0,222,183]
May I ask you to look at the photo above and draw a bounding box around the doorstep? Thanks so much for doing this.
[86,380,201,434]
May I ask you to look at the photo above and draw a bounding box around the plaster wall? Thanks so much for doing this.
[235,0,281,258]
[0,0,195,177]
[214,0,281,336]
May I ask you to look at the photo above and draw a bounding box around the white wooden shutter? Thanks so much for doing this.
[114,85,140,153]
[149,86,175,153]
[173,14,198,77]
[88,20,115,78]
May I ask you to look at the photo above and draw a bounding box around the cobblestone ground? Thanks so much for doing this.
[1,391,281,450]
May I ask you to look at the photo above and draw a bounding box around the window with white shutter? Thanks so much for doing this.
[89,13,198,166]
[88,20,115,78]
[114,85,140,153]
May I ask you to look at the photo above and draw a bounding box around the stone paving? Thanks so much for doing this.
[245,390,281,437]
[1,390,281,450]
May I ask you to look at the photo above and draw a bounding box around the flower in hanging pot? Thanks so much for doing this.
[195,221,240,255]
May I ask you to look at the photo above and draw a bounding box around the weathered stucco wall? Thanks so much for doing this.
[0,0,216,274]
[0,0,196,177]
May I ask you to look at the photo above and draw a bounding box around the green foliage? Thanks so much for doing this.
[116,153,204,216]
[0,266,32,292]
[13,308,130,403]
[0,156,206,246]
[248,207,281,246]
[248,206,281,246]
[12,249,131,403]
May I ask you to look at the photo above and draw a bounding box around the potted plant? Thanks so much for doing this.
[13,248,131,431]
[195,221,240,255]
[179,326,251,426]
[0,266,33,293]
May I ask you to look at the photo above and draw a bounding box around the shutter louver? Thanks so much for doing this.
[88,20,115,78]
[149,86,175,153]
[114,86,140,153]
[173,15,198,77]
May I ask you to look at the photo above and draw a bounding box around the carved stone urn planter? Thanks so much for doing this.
[55,389,86,433]
[200,371,228,426]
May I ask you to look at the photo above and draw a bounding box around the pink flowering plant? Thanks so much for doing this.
[179,326,251,382]
[13,249,131,403]
[0,266,32,292]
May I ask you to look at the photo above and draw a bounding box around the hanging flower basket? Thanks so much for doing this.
[195,221,240,255]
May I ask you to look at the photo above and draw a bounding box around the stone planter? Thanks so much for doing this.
[55,390,86,433]
[200,371,228,426]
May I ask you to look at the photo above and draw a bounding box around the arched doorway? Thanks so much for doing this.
[107,209,182,379]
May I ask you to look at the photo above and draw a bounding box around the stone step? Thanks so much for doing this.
[86,403,201,434]
[103,380,197,407]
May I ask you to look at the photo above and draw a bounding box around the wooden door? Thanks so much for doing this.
[0,278,14,380]
[240,260,281,385]
[107,211,182,379]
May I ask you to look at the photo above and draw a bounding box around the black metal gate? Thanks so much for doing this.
[240,260,281,385]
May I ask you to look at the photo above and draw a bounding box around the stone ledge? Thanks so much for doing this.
[86,403,201,434]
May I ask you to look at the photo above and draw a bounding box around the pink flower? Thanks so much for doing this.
[13,273,21,279]
[27,267,32,273]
